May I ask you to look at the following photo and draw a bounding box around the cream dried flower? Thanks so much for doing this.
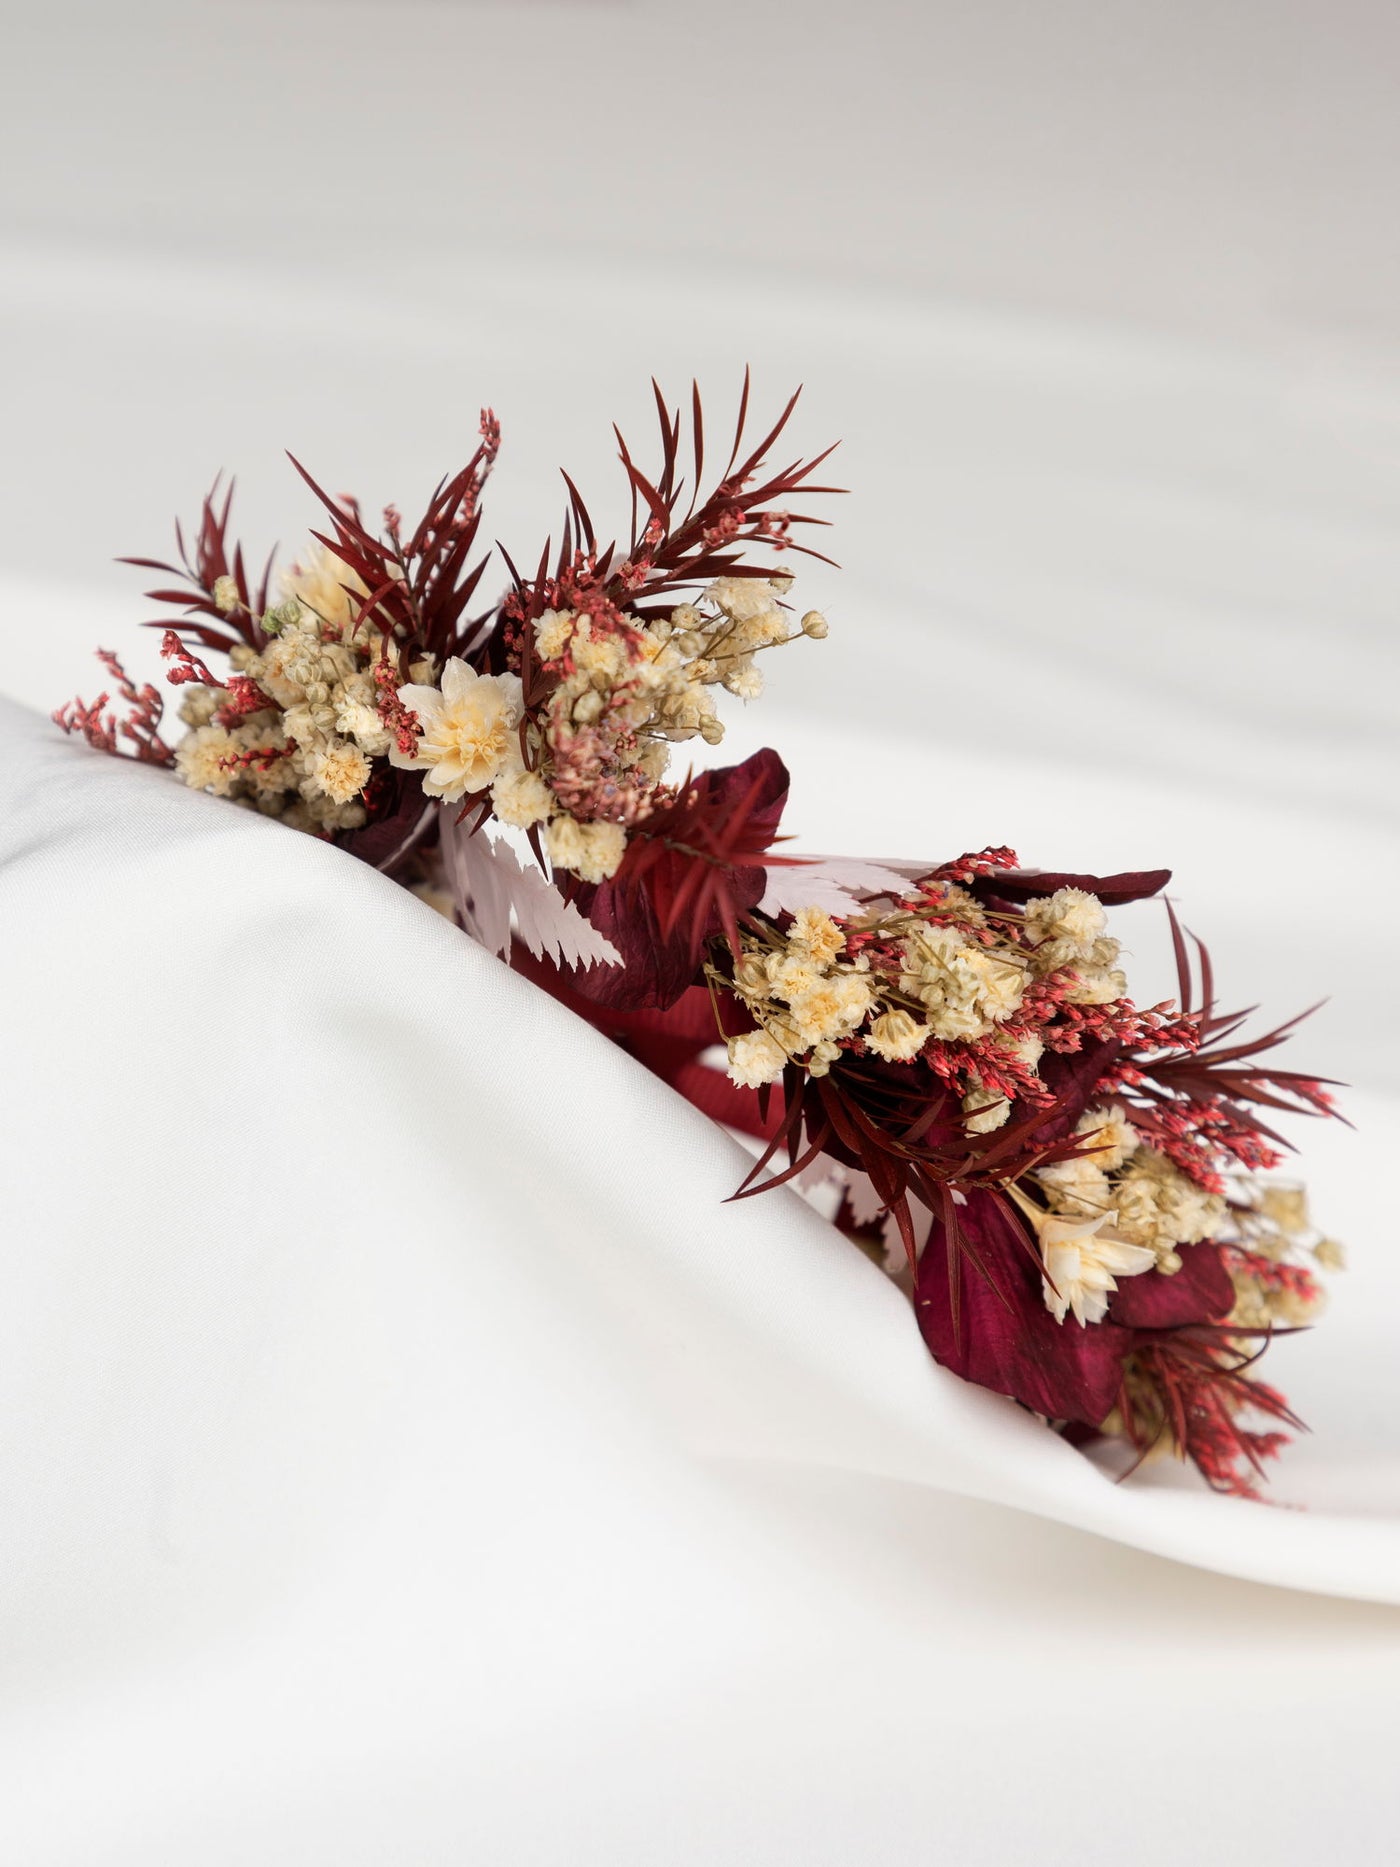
[574,820,627,884]
[727,1029,788,1088]
[1258,1183,1310,1235]
[1037,1154,1115,1221]
[301,739,372,806]
[334,691,391,757]
[899,926,1026,1038]
[965,948,1027,1022]
[723,663,765,700]
[788,907,845,966]
[806,1039,842,1079]
[963,1087,1010,1134]
[791,973,875,1046]
[1113,1149,1225,1256]
[865,1008,930,1062]
[1063,964,1129,1006]
[708,576,779,623]
[175,725,241,796]
[572,624,633,683]
[284,544,367,632]
[534,609,577,661]
[1073,1104,1140,1173]
[1039,1213,1157,1327]
[491,766,554,829]
[767,951,826,1000]
[543,813,587,872]
[1022,887,1106,957]
[178,685,224,728]
[389,658,524,802]
[732,952,773,998]
[544,815,627,883]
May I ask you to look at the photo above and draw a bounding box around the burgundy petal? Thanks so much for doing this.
[915,1188,1130,1425]
[568,748,790,1012]
[1025,1037,1124,1148]
[1106,1241,1236,1328]
[973,867,1171,908]
[337,771,433,874]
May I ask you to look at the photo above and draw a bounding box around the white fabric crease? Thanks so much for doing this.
[3,694,1399,1864]
[4,2,1400,1848]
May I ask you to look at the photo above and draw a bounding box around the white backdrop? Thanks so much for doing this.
[2,3,1399,1861]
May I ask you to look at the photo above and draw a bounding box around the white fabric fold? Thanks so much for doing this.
[5,655,1400,1859]
[4,691,1398,1600]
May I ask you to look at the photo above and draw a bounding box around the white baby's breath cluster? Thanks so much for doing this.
[1223,1180,1338,1329]
[171,548,400,834]
[721,883,1134,1131]
[1020,886,1128,1005]
[1020,1104,1236,1329]
[722,888,1050,1094]
[391,573,828,887]
[724,906,878,1087]
[1036,1105,1225,1275]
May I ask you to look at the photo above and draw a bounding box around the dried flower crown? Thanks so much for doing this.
[57,377,1345,1498]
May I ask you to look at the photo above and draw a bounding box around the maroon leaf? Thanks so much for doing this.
[566,748,790,1012]
[915,1188,1130,1425]
[974,868,1172,908]
[1106,1241,1236,1329]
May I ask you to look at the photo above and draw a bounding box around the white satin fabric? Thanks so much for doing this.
[2,691,1400,1863]
[5,1,1400,1855]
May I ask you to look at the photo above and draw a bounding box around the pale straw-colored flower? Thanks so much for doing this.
[727,1028,789,1088]
[389,658,524,802]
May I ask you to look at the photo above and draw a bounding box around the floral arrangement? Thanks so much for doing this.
[56,378,1345,1498]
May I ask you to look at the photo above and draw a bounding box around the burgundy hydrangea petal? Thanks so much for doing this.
[568,748,790,1012]
[1106,1241,1236,1328]
[338,770,431,872]
[1025,1037,1124,1148]
[915,1188,1130,1425]
[567,886,695,1010]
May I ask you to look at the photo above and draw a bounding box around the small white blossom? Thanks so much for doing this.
[727,1029,788,1088]
[491,766,554,829]
[865,1009,930,1062]
[1023,887,1106,958]
[389,657,524,802]
[1032,1211,1156,1327]
[301,738,371,806]
[723,663,765,700]
[963,1088,1010,1134]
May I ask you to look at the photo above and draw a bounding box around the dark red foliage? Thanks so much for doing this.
[1116,1331,1302,1498]
[1114,903,1341,1183]
[89,378,1344,1499]
[1105,1242,1236,1328]
[971,867,1172,909]
[566,749,791,1012]
[492,372,844,642]
[915,1188,1131,1425]
[1023,1036,1125,1146]
[510,961,773,1140]
[338,771,437,875]
[730,1026,1129,1278]
[123,478,274,655]
[289,409,498,667]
